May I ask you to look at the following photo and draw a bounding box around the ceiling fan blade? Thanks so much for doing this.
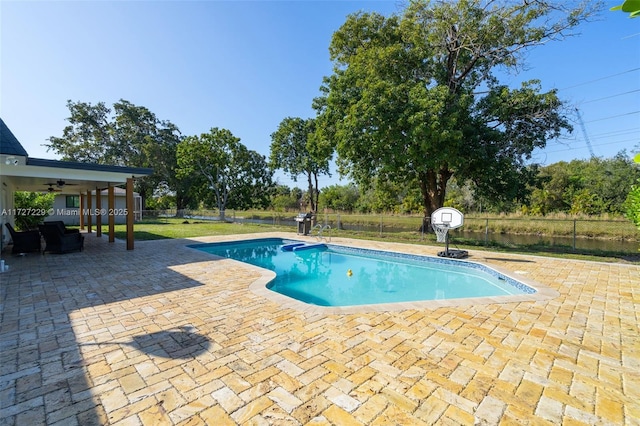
[44,183,62,192]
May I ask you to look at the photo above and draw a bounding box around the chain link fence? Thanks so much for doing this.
[141,209,640,257]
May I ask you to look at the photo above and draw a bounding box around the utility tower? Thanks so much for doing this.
[575,107,595,158]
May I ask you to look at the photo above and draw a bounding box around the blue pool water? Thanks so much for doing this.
[190,238,534,307]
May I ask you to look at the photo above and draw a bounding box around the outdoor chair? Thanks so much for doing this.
[38,223,84,254]
[43,220,80,235]
[5,223,41,254]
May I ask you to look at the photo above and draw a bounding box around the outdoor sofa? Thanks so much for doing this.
[38,222,84,254]
[5,223,41,254]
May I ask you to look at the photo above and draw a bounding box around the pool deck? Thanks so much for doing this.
[1,232,638,425]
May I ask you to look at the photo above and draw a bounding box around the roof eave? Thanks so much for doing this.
[26,157,154,176]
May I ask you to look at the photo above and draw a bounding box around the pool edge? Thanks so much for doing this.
[188,235,560,315]
[247,256,559,316]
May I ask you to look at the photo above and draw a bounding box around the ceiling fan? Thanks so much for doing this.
[43,180,79,189]
[43,184,62,193]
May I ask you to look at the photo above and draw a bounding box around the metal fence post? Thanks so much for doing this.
[485,218,489,246]
[573,219,577,251]
[380,215,383,237]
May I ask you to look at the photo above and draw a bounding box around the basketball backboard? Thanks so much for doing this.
[431,207,464,229]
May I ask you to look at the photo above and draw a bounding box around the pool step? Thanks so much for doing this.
[281,243,306,252]
[280,243,327,251]
[293,243,327,252]
[282,243,328,252]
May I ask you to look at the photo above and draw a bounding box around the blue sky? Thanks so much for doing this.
[1,1,639,190]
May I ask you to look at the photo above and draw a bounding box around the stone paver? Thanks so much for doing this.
[0,231,638,425]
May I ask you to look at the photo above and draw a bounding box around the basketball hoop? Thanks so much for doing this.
[432,223,449,243]
[430,207,469,259]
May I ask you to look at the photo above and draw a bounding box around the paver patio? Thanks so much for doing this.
[0,232,638,425]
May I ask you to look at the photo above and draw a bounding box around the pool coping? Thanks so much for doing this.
[189,235,560,315]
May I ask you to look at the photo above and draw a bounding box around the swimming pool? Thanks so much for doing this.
[190,238,536,307]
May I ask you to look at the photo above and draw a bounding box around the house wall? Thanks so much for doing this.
[0,176,17,249]
[47,194,142,225]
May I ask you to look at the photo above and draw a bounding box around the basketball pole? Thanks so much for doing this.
[445,230,450,256]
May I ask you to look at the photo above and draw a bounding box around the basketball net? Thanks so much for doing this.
[433,223,449,243]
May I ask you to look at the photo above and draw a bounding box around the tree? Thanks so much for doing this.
[269,117,332,213]
[225,149,273,210]
[111,100,184,208]
[317,0,596,221]
[271,186,304,212]
[575,153,639,214]
[529,153,640,215]
[47,100,189,209]
[318,184,360,212]
[444,178,478,212]
[356,178,408,213]
[47,101,112,163]
[611,0,640,17]
[625,153,640,230]
[529,162,572,214]
[14,192,55,230]
[176,128,273,220]
[626,182,640,228]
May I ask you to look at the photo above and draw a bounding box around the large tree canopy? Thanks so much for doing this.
[177,128,273,219]
[269,117,332,213]
[47,100,188,208]
[317,0,597,219]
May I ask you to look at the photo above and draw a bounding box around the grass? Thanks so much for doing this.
[98,217,639,264]
[151,209,639,239]
[211,210,639,240]
[98,218,291,240]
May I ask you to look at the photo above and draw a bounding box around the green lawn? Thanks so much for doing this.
[99,218,291,240]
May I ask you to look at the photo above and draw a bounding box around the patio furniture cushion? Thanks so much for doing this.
[38,223,84,254]
[44,220,80,234]
[5,223,41,254]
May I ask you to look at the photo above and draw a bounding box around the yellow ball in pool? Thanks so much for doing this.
[347,269,353,277]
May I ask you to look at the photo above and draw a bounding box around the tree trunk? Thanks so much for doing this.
[418,167,453,231]
[175,191,188,211]
[313,172,320,213]
[138,187,148,211]
[306,172,316,213]
[218,189,227,221]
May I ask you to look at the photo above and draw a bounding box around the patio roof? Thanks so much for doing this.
[0,118,152,193]
[3,157,153,194]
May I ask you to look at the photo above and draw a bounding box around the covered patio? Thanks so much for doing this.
[1,118,152,251]
[0,233,638,424]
